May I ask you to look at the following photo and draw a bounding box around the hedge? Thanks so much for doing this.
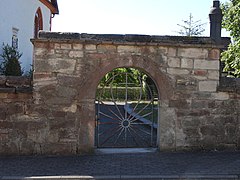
[96,87,151,101]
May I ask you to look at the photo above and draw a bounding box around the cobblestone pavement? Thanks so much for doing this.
[0,151,240,179]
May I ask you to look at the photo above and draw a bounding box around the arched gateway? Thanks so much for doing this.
[30,32,234,155]
[95,68,159,148]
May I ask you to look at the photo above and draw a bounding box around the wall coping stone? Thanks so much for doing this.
[0,76,32,93]
[32,31,230,48]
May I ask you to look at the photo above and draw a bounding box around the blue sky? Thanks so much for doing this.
[52,0,229,36]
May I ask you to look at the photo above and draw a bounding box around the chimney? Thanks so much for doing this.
[209,0,223,43]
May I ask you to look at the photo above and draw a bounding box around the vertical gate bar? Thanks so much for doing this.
[151,99,154,146]
[97,99,100,147]
[125,72,128,145]
[110,80,125,120]
[125,72,128,119]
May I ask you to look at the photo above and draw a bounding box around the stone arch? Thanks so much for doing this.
[78,56,173,101]
[76,54,174,152]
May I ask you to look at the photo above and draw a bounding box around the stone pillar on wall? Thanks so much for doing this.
[209,0,223,44]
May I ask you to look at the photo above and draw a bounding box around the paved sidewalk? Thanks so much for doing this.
[0,150,240,179]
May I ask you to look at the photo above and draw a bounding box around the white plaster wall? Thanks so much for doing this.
[0,0,52,73]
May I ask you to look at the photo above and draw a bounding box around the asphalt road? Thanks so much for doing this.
[1,151,240,179]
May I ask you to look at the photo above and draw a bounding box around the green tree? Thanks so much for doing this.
[221,0,240,77]
[177,13,206,36]
[0,44,23,76]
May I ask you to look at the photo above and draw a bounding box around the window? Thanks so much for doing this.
[34,8,43,38]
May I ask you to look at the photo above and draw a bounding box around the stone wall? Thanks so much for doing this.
[0,76,33,155]
[0,32,239,155]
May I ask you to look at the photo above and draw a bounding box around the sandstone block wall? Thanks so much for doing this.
[0,76,33,154]
[0,32,239,155]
